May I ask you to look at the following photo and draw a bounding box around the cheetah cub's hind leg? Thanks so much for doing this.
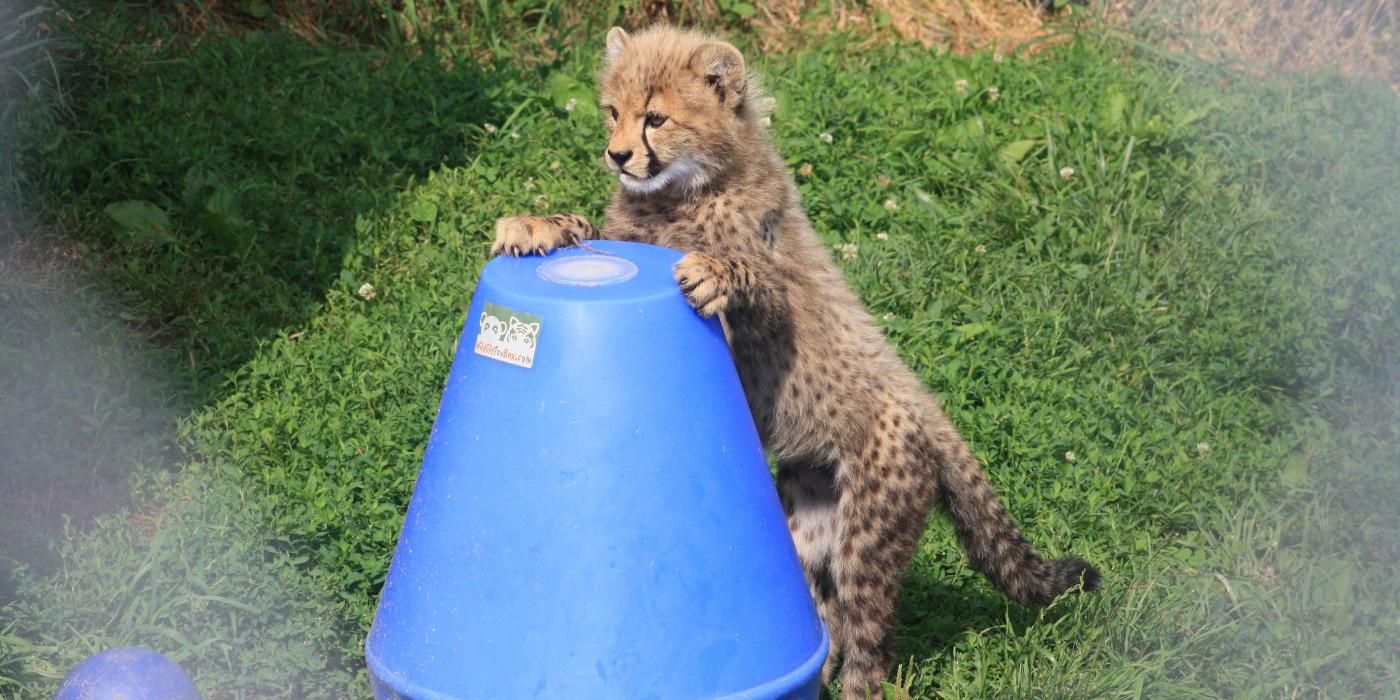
[776,459,845,682]
[823,404,942,700]
[492,213,597,257]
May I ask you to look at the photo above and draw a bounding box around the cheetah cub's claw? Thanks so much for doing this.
[674,252,732,318]
[492,215,583,257]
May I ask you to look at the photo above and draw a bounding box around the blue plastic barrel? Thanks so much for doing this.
[55,646,202,700]
[366,240,828,699]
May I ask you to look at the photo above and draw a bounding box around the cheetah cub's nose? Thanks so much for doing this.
[608,150,632,167]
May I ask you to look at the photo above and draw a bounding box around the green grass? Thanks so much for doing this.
[23,29,523,396]
[2,4,1398,698]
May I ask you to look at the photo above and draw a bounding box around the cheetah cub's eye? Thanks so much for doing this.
[606,105,619,120]
[646,112,668,128]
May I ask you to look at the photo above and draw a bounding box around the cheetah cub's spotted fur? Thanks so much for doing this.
[493,25,1101,698]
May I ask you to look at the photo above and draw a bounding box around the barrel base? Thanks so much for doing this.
[367,626,829,700]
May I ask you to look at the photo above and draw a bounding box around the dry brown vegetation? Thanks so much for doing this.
[636,0,1059,54]
[1128,0,1400,90]
[165,0,1063,56]
[109,1,1400,89]
[647,0,1400,88]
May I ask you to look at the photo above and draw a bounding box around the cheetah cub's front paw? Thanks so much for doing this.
[674,252,732,317]
[491,215,584,257]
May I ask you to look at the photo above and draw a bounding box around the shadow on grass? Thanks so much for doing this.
[1,24,518,577]
[895,557,1070,666]
[30,29,511,396]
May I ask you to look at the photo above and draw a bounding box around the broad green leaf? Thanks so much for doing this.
[729,2,756,17]
[105,200,174,246]
[199,186,248,249]
[546,72,597,118]
[956,322,988,337]
[1098,89,1128,131]
[1281,454,1309,487]
[1000,138,1038,165]
[239,0,272,19]
[407,200,438,224]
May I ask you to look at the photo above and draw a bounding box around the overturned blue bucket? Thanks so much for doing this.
[366,240,828,699]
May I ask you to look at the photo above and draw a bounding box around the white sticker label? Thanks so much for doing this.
[474,302,541,368]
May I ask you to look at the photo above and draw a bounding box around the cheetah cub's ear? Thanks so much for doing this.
[691,40,746,109]
[605,27,630,64]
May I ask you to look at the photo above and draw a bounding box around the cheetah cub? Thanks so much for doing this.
[493,25,1100,699]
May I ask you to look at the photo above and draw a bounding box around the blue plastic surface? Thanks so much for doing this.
[54,647,202,700]
[366,240,828,699]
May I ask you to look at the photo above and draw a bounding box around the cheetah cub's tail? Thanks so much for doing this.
[936,436,1101,607]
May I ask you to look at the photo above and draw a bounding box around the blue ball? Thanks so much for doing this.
[55,647,202,700]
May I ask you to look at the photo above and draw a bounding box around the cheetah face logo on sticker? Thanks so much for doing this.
[504,317,540,353]
[474,302,542,368]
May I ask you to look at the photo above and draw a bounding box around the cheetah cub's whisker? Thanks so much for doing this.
[493,25,1101,699]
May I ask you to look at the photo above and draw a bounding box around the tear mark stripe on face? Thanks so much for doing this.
[640,84,664,177]
[639,118,663,177]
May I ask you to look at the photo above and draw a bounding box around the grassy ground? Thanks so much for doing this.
[2,2,1399,698]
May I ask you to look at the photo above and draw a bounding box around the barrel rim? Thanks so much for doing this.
[365,624,831,700]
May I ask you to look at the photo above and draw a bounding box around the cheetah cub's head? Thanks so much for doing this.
[598,26,769,195]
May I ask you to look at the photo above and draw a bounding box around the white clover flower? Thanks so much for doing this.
[565,97,578,112]
[1060,166,1076,180]
[882,311,895,321]
[987,86,1000,102]
[357,283,376,301]
[533,194,548,209]
[876,232,889,241]
[955,79,969,94]
[483,123,497,134]
[523,177,536,191]
[994,52,1004,64]
[1197,442,1212,457]
[883,198,898,211]
[1064,451,1076,463]
[975,244,987,254]
[836,242,858,261]
[797,162,814,177]
[877,174,891,187]
[819,132,834,144]
[509,131,520,139]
